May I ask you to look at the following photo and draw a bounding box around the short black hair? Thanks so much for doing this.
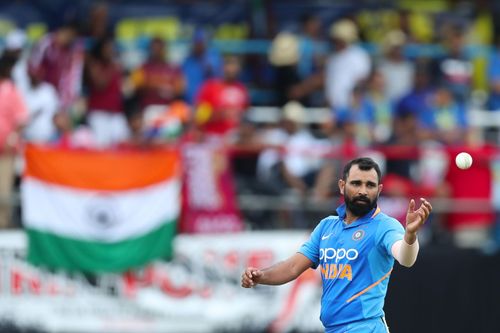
[90,35,114,61]
[149,36,166,48]
[342,157,381,183]
[123,94,142,121]
[300,13,318,25]
[0,53,17,78]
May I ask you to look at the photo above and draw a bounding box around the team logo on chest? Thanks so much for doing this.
[352,229,365,241]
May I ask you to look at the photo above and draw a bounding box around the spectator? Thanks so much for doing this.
[0,54,28,228]
[230,118,264,193]
[119,99,149,149]
[382,110,420,181]
[324,18,371,111]
[3,29,29,95]
[380,110,442,241]
[130,37,185,110]
[80,2,113,40]
[182,28,223,104]
[28,21,84,112]
[486,36,500,111]
[84,36,128,148]
[411,83,469,195]
[291,17,329,108]
[432,24,473,106]
[268,32,302,106]
[228,117,279,229]
[443,145,495,249]
[418,86,469,145]
[194,55,249,138]
[335,85,376,147]
[396,9,420,43]
[257,102,310,190]
[257,102,330,221]
[377,29,415,104]
[51,111,94,149]
[396,59,435,120]
[378,173,414,227]
[22,65,60,143]
[307,117,349,201]
[297,13,325,81]
[366,70,395,143]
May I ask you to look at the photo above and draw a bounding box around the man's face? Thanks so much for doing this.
[332,37,348,51]
[150,40,166,61]
[57,27,77,47]
[304,18,321,37]
[339,164,382,217]
[223,58,240,81]
[193,40,206,56]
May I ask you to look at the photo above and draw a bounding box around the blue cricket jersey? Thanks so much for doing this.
[299,204,405,331]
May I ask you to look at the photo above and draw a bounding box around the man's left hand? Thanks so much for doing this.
[404,198,432,243]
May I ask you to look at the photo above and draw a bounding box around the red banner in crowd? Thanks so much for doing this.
[179,141,244,233]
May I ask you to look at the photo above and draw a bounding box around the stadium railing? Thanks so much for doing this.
[5,106,500,229]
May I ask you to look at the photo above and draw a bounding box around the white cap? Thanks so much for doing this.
[282,101,305,123]
[330,19,358,43]
[268,32,299,66]
[383,29,407,50]
[5,29,27,51]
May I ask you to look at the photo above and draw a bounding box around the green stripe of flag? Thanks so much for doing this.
[26,220,177,274]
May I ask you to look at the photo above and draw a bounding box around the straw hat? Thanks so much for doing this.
[269,32,299,66]
[329,19,358,43]
[5,29,27,51]
[382,29,407,51]
[282,101,305,123]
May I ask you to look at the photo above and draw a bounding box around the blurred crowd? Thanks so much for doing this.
[1,1,500,251]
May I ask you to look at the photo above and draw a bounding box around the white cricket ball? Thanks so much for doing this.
[455,152,473,170]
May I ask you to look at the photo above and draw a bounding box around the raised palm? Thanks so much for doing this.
[405,198,432,234]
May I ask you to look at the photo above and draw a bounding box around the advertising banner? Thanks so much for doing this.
[0,231,323,333]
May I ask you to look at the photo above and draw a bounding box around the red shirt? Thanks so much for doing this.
[133,61,183,109]
[196,79,249,135]
[444,145,494,230]
[29,34,84,110]
[87,61,123,113]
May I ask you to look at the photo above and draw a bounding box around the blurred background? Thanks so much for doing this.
[0,0,500,332]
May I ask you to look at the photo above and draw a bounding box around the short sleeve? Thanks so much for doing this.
[298,218,327,269]
[11,85,28,125]
[488,53,500,82]
[418,108,435,130]
[376,217,405,257]
[456,103,468,128]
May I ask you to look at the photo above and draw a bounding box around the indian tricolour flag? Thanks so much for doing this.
[21,144,181,273]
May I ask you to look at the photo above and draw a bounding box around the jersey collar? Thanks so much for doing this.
[336,203,380,229]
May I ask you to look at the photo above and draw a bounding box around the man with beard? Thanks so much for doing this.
[241,157,432,332]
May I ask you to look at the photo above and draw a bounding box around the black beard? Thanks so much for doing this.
[344,193,377,217]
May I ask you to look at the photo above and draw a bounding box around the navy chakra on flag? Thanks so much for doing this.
[86,195,119,230]
[352,229,365,241]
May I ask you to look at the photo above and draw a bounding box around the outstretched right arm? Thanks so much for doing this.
[241,253,313,288]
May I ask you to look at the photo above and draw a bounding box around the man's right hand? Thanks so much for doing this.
[241,254,313,288]
[241,267,263,288]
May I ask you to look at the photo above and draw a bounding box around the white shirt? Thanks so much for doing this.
[283,129,328,177]
[378,59,415,103]
[325,45,371,110]
[23,82,60,143]
[12,58,30,96]
[256,127,289,181]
